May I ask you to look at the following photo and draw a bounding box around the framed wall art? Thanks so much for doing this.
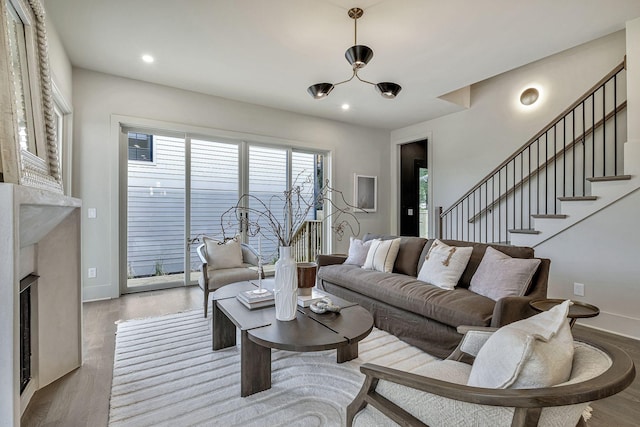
[354,173,377,212]
[0,0,63,193]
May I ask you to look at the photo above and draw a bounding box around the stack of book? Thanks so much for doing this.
[297,288,327,307]
[236,289,275,310]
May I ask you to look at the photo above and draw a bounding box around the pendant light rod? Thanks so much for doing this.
[307,7,402,100]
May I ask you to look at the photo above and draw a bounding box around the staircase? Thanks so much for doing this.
[438,60,640,247]
[291,220,323,262]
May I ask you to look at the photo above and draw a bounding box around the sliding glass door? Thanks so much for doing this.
[121,125,326,293]
[190,138,240,278]
[126,133,186,291]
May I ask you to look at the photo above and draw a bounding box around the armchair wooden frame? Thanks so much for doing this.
[196,242,261,317]
[346,337,635,427]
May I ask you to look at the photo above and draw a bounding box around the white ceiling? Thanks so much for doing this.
[43,0,640,130]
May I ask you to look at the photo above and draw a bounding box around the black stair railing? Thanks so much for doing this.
[439,60,627,244]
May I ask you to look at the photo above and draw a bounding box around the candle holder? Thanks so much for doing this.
[251,249,269,295]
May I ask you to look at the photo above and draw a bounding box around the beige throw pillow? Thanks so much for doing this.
[469,247,541,301]
[362,238,401,273]
[467,300,574,389]
[417,239,473,290]
[203,236,243,270]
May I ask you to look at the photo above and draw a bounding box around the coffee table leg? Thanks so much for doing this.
[212,301,236,351]
[240,330,271,397]
[337,341,358,363]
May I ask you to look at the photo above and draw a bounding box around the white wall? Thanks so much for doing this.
[44,12,72,104]
[391,30,640,339]
[72,69,390,300]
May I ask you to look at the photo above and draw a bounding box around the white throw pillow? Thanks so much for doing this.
[467,300,574,389]
[344,237,374,267]
[362,238,401,273]
[203,236,243,270]
[417,240,473,290]
[469,247,541,301]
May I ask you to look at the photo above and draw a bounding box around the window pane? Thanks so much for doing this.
[248,145,287,261]
[127,135,184,281]
[128,132,153,161]
[190,139,239,272]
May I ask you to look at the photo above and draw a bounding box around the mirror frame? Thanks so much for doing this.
[0,0,62,193]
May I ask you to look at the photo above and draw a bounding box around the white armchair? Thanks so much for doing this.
[347,325,635,427]
[196,238,262,317]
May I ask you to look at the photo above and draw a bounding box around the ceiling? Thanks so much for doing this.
[43,0,640,130]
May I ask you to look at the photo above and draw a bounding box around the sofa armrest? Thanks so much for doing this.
[316,254,348,268]
[490,296,539,327]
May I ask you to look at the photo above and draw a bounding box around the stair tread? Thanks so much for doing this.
[558,196,598,201]
[508,229,541,234]
[586,175,632,182]
[531,214,568,219]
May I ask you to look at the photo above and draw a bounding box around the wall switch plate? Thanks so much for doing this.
[88,267,97,278]
[88,208,97,219]
[573,282,585,297]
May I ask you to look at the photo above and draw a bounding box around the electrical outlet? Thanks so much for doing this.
[573,282,585,297]
[88,267,97,278]
[88,208,97,219]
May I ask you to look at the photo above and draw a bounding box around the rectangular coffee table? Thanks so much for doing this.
[212,280,374,397]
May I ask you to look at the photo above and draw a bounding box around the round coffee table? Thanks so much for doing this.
[212,280,374,396]
[530,299,600,327]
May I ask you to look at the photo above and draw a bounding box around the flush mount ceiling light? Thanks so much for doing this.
[307,7,402,100]
[520,87,539,105]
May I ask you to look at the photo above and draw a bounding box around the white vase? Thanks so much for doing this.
[274,246,298,321]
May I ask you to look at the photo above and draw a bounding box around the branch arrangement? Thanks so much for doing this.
[220,177,364,248]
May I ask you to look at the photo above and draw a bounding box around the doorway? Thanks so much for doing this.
[400,139,428,237]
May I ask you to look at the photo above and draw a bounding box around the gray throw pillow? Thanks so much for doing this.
[469,247,541,301]
[344,237,373,266]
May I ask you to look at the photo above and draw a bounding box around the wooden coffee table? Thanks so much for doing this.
[212,280,374,397]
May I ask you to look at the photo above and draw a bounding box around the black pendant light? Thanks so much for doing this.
[307,7,401,100]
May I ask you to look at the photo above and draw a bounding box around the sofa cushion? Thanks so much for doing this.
[344,237,374,266]
[362,234,427,276]
[363,238,401,273]
[469,247,541,301]
[417,240,473,290]
[318,264,495,328]
[199,263,258,290]
[467,300,573,389]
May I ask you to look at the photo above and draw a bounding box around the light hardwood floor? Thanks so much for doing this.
[22,287,640,426]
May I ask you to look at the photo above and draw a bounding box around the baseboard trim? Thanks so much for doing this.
[83,283,118,302]
[574,310,640,341]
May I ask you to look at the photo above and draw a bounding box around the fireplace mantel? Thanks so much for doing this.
[0,183,82,426]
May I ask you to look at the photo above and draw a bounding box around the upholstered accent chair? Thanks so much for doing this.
[196,238,262,317]
[347,326,635,427]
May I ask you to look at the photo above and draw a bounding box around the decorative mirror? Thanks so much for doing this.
[0,0,62,193]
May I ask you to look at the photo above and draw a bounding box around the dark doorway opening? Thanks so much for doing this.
[400,140,428,237]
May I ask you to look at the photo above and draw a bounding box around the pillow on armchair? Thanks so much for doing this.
[467,299,574,389]
[203,236,243,270]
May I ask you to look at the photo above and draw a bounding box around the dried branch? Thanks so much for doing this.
[220,179,365,248]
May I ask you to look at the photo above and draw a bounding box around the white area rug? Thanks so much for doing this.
[108,309,438,426]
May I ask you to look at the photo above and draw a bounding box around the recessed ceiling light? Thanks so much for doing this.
[341,104,350,110]
[142,54,154,63]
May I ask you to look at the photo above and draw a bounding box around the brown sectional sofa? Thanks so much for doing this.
[316,233,550,358]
